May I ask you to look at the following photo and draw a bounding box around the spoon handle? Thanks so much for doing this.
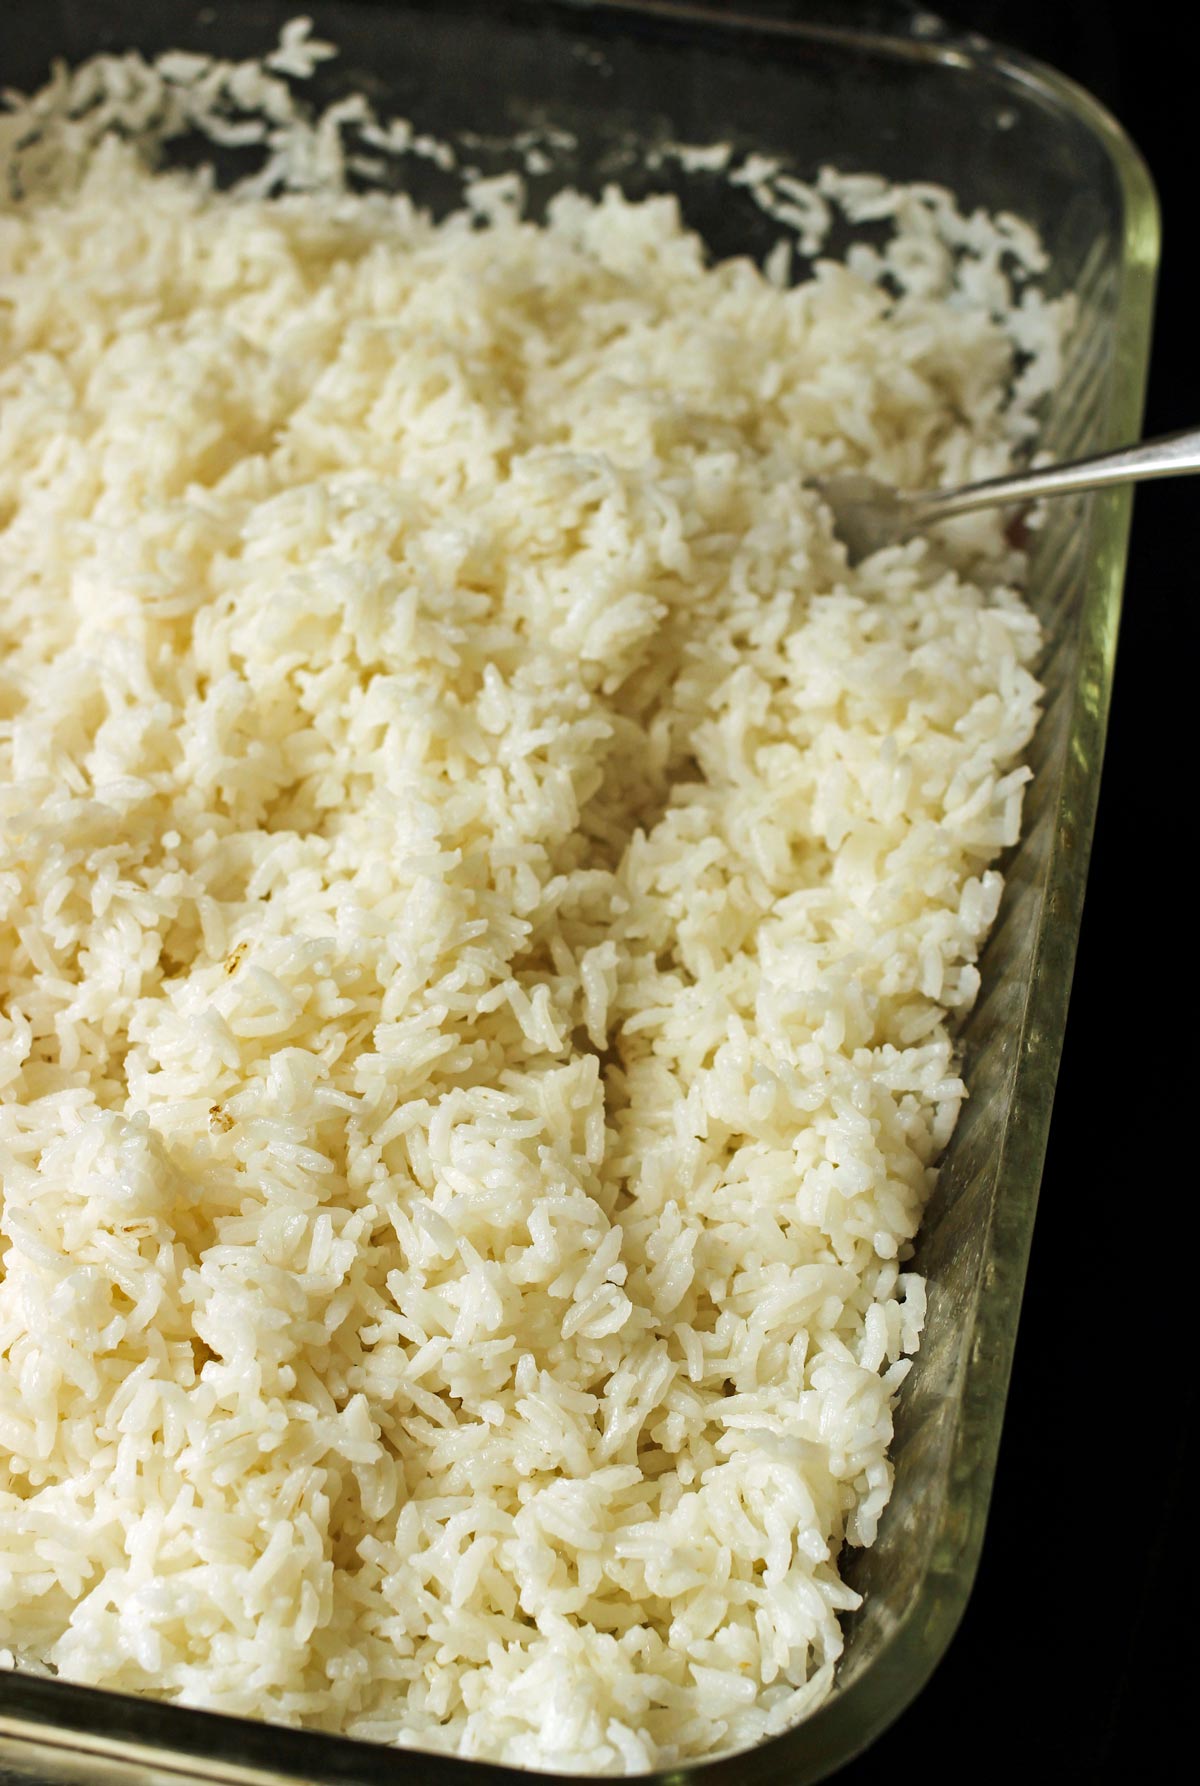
[912,425,1200,524]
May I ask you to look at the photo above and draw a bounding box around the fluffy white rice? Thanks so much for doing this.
[0,23,1056,1774]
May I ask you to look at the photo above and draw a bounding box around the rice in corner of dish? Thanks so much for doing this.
[0,21,1059,1776]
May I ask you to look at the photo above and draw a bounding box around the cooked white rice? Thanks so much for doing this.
[0,24,1054,1774]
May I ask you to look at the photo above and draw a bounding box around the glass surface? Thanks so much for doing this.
[0,2,1158,1781]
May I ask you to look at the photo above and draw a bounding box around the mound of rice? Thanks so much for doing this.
[0,26,1053,1774]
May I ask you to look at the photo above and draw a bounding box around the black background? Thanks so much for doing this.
[830,4,1194,1783]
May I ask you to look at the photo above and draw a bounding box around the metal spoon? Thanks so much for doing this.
[817,425,1200,564]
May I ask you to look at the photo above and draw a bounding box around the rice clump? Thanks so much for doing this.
[0,25,1053,1774]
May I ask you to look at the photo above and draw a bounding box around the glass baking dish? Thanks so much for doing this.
[0,1,1157,1781]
